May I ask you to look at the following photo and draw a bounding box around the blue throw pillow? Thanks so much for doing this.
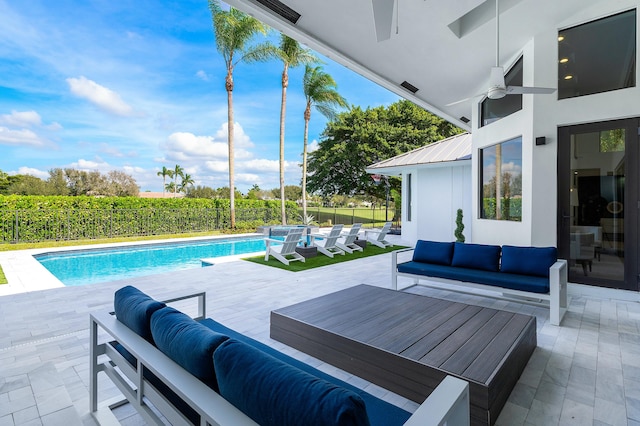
[412,240,454,265]
[501,245,557,277]
[150,307,229,392]
[214,339,371,426]
[451,242,501,271]
[114,286,165,343]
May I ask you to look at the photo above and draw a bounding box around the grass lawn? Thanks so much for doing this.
[244,244,405,272]
[0,266,6,285]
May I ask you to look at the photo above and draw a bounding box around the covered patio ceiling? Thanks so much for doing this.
[224,0,605,130]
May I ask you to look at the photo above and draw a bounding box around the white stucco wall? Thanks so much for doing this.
[471,0,640,247]
[402,163,471,245]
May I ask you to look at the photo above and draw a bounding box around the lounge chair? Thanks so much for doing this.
[265,227,305,265]
[312,224,346,258]
[336,223,363,254]
[365,221,393,248]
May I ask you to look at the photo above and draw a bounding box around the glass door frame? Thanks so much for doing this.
[557,118,639,291]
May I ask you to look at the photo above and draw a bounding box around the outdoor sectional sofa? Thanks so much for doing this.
[392,241,567,326]
[89,285,470,426]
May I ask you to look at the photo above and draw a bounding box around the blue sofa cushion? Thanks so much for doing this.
[451,242,501,272]
[114,286,165,343]
[412,240,454,265]
[150,307,228,392]
[214,339,371,426]
[397,261,550,294]
[501,245,557,278]
[201,320,410,426]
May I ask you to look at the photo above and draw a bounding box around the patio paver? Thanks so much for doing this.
[0,234,638,425]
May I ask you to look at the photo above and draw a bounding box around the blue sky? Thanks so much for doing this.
[0,0,399,193]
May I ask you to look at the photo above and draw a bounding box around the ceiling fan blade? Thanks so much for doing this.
[446,92,487,106]
[489,67,506,89]
[506,86,556,95]
[371,0,395,42]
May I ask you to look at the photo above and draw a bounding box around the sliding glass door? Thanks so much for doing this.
[558,119,638,291]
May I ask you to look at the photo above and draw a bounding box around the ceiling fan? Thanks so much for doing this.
[447,0,556,106]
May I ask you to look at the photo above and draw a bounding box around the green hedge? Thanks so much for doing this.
[0,195,299,243]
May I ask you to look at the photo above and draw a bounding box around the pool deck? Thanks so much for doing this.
[0,234,639,425]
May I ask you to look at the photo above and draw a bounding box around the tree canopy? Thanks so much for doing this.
[306,100,463,198]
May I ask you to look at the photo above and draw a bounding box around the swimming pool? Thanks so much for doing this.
[35,236,268,286]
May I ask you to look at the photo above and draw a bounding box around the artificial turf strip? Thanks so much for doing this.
[243,244,407,272]
[0,265,7,285]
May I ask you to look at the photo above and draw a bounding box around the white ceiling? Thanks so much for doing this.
[224,0,604,130]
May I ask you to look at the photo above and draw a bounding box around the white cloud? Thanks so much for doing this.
[69,158,110,171]
[0,127,45,146]
[16,167,48,179]
[214,122,254,149]
[308,139,320,153]
[196,70,209,81]
[0,110,42,127]
[235,173,261,185]
[204,160,228,173]
[162,125,254,162]
[66,76,134,117]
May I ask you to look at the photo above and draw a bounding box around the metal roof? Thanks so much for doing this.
[367,132,472,173]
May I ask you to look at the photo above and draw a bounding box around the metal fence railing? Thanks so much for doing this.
[302,207,399,229]
[0,207,400,244]
[0,208,292,244]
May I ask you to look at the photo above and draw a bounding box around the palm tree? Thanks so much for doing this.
[179,173,195,193]
[208,0,272,229]
[301,65,347,218]
[165,181,176,195]
[172,164,184,197]
[273,34,318,225]
[157,166,171,197]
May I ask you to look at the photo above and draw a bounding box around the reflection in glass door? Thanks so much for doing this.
[558,120,638,290]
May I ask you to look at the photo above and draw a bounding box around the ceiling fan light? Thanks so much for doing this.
[487,87,506,100]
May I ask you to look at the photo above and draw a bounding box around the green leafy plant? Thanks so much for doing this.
[455,208,465,243]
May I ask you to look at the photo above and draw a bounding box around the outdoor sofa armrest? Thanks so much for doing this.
[404,376,470,426]
[549,259,568,326]
[392,247,415,290]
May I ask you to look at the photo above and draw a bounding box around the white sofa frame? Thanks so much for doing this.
[392,248,568,326]
[90,291,471,426]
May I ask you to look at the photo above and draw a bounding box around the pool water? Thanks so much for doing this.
[35,236,267,286]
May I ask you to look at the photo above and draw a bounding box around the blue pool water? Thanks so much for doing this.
[35,237,268,286]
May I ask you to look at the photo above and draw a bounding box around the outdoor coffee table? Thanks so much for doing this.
[270,284,536,426]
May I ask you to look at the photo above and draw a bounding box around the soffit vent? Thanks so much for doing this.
[255,0,301,24]
[460,116,470,124]
[400,81,419,93]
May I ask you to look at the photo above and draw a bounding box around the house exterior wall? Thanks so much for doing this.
[402,163,471,245]
[471,0,640,247]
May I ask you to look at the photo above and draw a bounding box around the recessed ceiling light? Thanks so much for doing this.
[564,75,573,80]
[558,35,565,41]
[559,58,569,64]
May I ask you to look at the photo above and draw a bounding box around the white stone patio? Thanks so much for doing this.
[0,234,639,425]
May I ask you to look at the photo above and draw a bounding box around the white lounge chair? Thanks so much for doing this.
[265,227,305,266]
[336,223,363,254]
[365,221,393,248]
[312,224,346,258]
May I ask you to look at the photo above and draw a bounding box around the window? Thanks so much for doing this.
[406,173,412,222]
[480,137,522,221]
[480,57,523,127]
[558,9,636,99]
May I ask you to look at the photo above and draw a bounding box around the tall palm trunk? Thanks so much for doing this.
[226,70,236,228]
[279,64,288,225]
[302,103,311,219]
